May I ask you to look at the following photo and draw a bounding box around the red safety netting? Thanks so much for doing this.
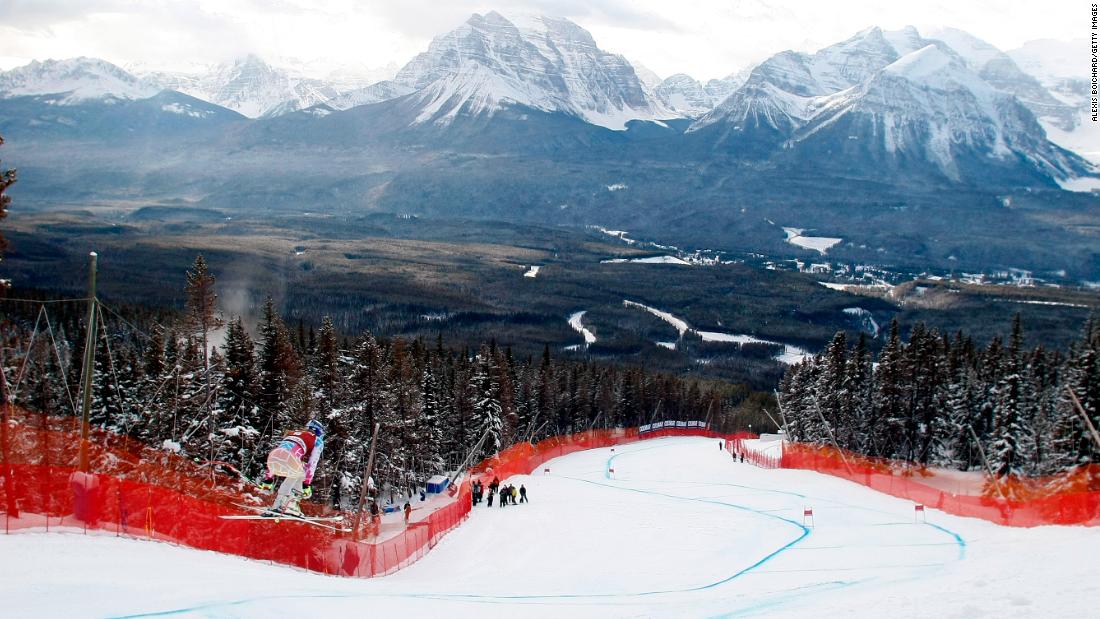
[0,408,472,577]
[0,409,735,577]
[725,437,781,468]
[780,443,1100,527]
[469,425,748,481]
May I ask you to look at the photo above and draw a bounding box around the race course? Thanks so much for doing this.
[3,436,1095,618]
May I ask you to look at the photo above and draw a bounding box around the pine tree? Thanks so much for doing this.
[0,134,15,261]
[872,319,907,458]
[990,317,1027,479]
[815,331,848,448]
[842,333,873,452]
[415,360,445,478]
[217,317,261,472]
[257,297,302,434]
[472,345,503,460]
[184,255,223,419]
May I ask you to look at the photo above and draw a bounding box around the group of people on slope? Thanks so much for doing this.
[471,477,527,508]
[258,421,533,526]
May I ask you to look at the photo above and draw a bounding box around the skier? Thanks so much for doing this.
[258,419,325,516]
[519,484,528,503]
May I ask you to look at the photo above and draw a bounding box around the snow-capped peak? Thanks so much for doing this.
[394,11,674,130]
[0,57,159,102]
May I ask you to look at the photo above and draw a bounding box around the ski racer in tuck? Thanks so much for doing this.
[259,419,325,516]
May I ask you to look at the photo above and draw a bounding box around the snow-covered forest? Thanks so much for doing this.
[4,257,755,507]
[778,316,1100,482]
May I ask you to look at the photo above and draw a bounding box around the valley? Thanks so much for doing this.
[5,205,1096,390]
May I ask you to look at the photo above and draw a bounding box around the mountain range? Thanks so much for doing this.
[1,12,1098,278]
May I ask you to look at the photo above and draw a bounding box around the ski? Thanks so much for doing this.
[226,504,347,522]
[219,512,351,532]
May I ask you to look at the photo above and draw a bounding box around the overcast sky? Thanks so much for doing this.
[0,0,1085,80]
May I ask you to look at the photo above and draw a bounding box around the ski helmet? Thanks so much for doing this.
[306,419,325,438]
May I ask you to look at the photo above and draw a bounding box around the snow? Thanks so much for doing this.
[6,436,1099,618]
[567,311,596,345]
[1041,115,1100,165]
[843,307,880,338]
[0,58,159,102]
[623,300,690,336]
[1055,175,1100,193]
[622,300,811,364]
[160,102,211,118]
[601,256,690,265]
[783,227,843,255]
[523,265,541,278]
[994,298,1090,309]
[400,13,671,130]
[606,183,628,192]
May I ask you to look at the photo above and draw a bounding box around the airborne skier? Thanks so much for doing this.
[259,419,325,516]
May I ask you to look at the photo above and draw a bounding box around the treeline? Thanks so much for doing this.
[4,258,761,507]
[779,316,1100,484]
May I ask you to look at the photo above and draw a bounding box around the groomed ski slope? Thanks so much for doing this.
[3,436,1097,618]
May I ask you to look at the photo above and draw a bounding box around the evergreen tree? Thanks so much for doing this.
[0,134,15,260]
[472,345,503,460]
[183,255,223,418]
[218,317,261,472]
[257,297,301,433]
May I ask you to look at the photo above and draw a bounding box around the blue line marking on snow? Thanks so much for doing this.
[108,437,967,618]
[926,521,967,559]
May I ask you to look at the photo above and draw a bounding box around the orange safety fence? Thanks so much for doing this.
[725,437,781,469]
[0,409,732,577]
[0,408,471,577]
[780,443,1100,527]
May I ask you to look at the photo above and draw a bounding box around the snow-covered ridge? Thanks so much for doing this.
[0,58,159,102]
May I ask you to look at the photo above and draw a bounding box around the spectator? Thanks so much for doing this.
[403,501,412,524]
[519,485,528,503]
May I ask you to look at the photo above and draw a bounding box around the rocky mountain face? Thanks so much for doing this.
[390,12,672,129]
[653,73,746,118]
[137,55,342,118]
[688,27,1093,184]
[1008,38,1100,165]
[929,28,1075,130]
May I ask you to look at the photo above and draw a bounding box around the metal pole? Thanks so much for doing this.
[759,408,783,433]
[967,424,1008,501]
[811,395,855,476]
[78,252,98,472]
[1066,387,1100,451]
[450,426,492,486]
[772,390,791,435]
[352,422,381,539]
